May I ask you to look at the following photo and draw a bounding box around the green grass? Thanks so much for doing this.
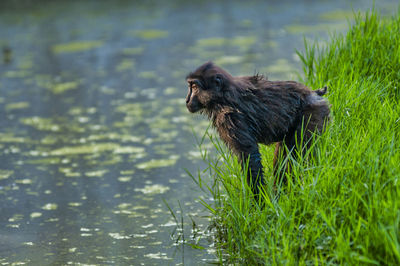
[189,8,400,265]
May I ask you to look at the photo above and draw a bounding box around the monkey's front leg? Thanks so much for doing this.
[216,113,265,198]
[240,150,266,196]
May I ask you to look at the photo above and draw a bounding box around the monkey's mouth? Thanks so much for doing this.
[186,84,203,113]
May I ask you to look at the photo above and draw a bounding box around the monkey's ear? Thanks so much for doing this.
[214,74,224,90]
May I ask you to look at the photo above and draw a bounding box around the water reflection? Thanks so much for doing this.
[0,0,397,264]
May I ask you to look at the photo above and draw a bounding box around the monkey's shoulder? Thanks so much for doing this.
[212,107,246,127]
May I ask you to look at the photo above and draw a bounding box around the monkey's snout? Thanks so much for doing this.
[186,87,192,104]
[186,99,202,113]
[186,102,196,113]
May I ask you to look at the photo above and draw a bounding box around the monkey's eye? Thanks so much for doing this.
[189,83,197,90]
[214,74,223,90]
[189,81,202,90]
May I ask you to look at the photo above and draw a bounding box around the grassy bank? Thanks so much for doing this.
[191,8,400,264]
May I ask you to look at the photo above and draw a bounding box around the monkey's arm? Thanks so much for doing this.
[215,112,265,195]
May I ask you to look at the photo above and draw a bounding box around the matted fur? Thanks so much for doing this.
[186,62,330,195]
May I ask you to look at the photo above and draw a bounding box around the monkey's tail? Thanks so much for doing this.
[315,86,328,96]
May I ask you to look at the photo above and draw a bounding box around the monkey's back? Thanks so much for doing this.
[240,78,329,144]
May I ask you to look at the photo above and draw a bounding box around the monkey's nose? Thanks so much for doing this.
[186,87,192,103]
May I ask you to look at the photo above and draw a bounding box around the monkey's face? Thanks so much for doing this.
[186,79,204,113]
[186,76,223,113]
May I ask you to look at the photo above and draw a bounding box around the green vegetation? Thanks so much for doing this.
[52,40,103,53]
[191,9,400,264]
[5,101,30,111]
[133,29,169,40]
[51,81,79,94]
[136,155,179,170]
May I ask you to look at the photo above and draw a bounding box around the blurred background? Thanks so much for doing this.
[0,0,397,264]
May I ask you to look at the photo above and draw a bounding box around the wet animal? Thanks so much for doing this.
[185,62,330,197]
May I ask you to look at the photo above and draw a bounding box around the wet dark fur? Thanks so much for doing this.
[186,62,330,196]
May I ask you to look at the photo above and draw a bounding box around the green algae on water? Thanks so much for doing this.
[196,36,256,48]
[109,232,132,240]
[284,22,347,34]
[114,146,145,154]
[51,81,79,94]
[0,133,30,143]
[144,252,171,260]
[5,102,30,111]
[30,212,42,219]
[319,10,355,20]
[15,179,32,184]
[215,55,243,65]
[3,70,30,78]
[133,29,169,40]
[51,143,119,156]
[136,155,179,170]
[50,143,144,156]
[0,170,13,180]
[85,169,108,177]
[138,71,158,79]
[116,59,135,72]
[87,133,142,143]
[42,203,58,210]
[20,117,61,132]
[120,170,135,175]
[164,87,177,95]
[134,184,170,195]
[118,176,132,182]
[52,41,103,53]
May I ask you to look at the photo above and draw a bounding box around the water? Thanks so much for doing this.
[0,0,397,264]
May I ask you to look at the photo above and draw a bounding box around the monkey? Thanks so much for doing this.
[185,61,330,198]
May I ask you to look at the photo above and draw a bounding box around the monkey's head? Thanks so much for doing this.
[185,61,230,113]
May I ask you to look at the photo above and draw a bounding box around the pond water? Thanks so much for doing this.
[0,0,397,264]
